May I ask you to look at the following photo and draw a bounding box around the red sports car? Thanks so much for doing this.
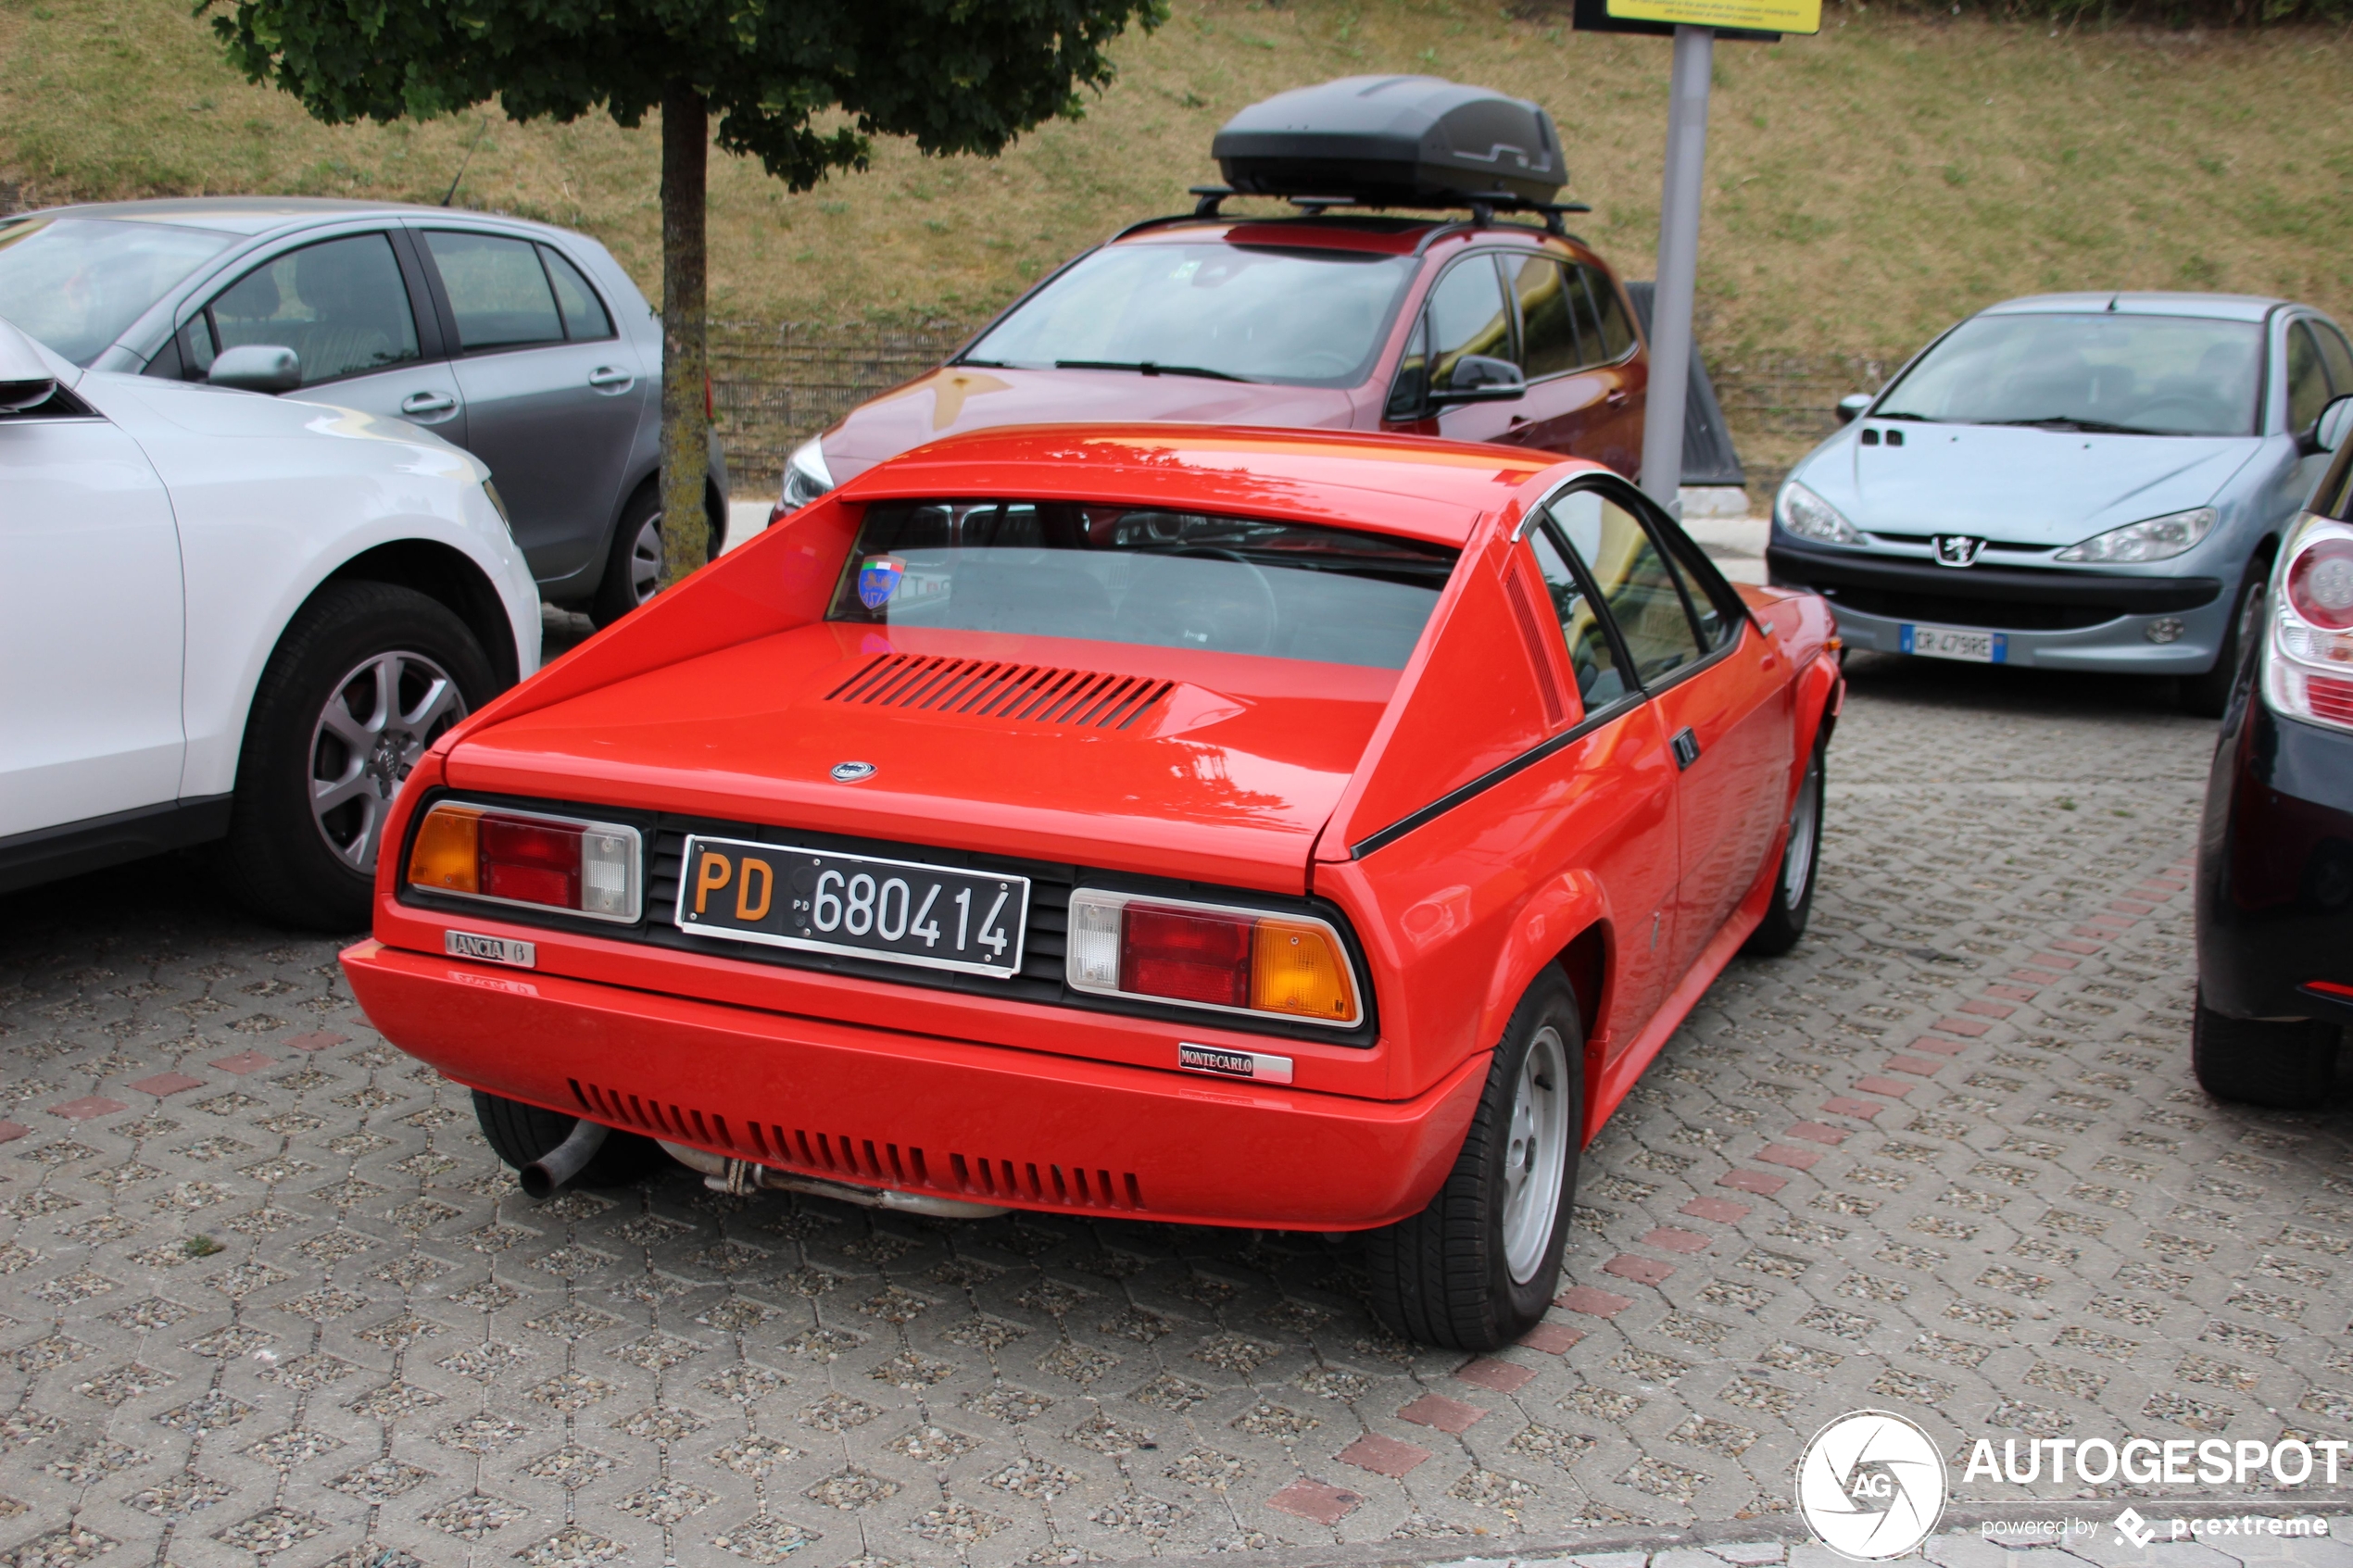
[342,426,1842,1349]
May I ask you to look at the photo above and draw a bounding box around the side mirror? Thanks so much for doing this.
[0,317,58,410]
[2316,394,2353,457]
[1835,393,1872,426]
[0,376,56,412]
[1431,354,1526,406]
[208,345,300,394]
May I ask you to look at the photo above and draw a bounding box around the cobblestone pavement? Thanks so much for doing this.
[4,654,2348,1568]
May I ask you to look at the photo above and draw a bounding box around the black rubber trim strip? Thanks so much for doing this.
[1351,699,1630,860]
[0,795,234,896]
[1767,541,2221,613]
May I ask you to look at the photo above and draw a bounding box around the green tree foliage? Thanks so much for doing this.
[204,0,1165,591]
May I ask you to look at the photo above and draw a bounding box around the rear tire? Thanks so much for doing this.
[1743,744,1825,958]
[471,1090,668,1186]
[2191,989,2339,1110]
[1365,974,1583,1351]
[590,482,720,629]
[219,582,495,932]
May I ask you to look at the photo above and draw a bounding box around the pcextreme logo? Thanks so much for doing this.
[1794,1411,1950,1561]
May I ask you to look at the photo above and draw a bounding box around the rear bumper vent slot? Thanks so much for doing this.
[570,1078,1145,1212]
[827,654,1171,731]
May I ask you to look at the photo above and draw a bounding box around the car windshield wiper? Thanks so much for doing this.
[1978,416,2160,435]
[1053,359,1252,383]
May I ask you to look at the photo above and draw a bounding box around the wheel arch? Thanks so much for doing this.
[1477,871,1611,1110]
[323,539,523,689]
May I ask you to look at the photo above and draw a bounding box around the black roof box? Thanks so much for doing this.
[1211,76,1564,208]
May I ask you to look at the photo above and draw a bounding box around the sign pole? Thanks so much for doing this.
[1638,23,1716,516]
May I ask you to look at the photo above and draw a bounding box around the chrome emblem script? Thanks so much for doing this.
[829,760,877,783]
[1931,534,1985,568]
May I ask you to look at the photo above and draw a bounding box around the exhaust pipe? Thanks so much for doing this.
[658,1140,1008,1219]
[521,1119,610,1199]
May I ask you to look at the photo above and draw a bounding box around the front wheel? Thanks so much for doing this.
[1743,743,1825,958]
[1365,974,1584,1350]
[2179,561,2268,719]
[2191,988,2339,1110]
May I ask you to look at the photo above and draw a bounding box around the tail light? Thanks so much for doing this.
[407,802,642,922]
[1066,890,1361,1027]
[2263,515,2353,734]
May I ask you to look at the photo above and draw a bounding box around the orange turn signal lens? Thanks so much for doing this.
[1251,918,1358,1022]
[407,804,481,894]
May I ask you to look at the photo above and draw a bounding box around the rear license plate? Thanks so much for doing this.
[1900,622,2007,664]
[675,835,1028,979]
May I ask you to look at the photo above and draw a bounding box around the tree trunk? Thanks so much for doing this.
[657,79,710,593]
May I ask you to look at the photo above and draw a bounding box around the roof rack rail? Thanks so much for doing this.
[1186,183,1591,237]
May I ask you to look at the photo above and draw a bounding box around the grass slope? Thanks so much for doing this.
[4,0,2349,360]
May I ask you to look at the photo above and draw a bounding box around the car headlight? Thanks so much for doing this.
[481,480,512,532]
[2053,507,2217,564]
[772,437,835,522]
[1777,482,1861,546]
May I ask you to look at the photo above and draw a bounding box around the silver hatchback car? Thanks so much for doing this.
[1767,293,2353,713]
[0,197,727,625]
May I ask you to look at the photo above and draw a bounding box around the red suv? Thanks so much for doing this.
[777,207,1649,509]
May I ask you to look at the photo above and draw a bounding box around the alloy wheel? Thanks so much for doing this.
[1500,1023,1571,1284]
[1783,752,1823,905]
[627,509,664,605]
[309,650,467,872]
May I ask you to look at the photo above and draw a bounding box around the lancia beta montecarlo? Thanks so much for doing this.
[341,427,1842,1348]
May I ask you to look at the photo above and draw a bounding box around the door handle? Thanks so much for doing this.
[1605,388,1630,408]
[586,367,635,389]
[400,392,458,416]
[1670,726,1702,771]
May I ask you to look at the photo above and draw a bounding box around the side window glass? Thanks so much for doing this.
[1385,315,1428,420]
[1528,526,1628,709]
[1426,257,1512,394]
[2313,320,2353,396]
[206,233,420,387]
[2287,321,2331,434]
[1586,267,1637,361]
[1548,488,1704,684]
[1510,257,1579,380]
[540,247,614,342]
[1655,536,1732,650]
[424,231,564,352]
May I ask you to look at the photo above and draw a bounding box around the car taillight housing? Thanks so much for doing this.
[1065,890,1362,1027]
[406,802,642,922]
[2263,515,2353,735]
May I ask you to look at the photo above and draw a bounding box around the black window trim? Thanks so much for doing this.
[177,228,433,392]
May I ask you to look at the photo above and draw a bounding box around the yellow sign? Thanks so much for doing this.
[1607,0,1820,32]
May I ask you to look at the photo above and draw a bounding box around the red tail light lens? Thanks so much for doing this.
[2288,537,2353,631]
[405,802,642,922]
[1122,905,1252,1008]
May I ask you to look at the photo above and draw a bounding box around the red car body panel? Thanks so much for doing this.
[815,220,1648,488]
[347,426,1839,1231]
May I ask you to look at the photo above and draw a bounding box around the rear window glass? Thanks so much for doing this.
[827,501,1458,670]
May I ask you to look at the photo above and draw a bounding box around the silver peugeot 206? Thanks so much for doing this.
[1766,293,2353,713]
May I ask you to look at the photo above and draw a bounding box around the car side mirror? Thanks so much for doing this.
[0,317,58,411]
[208,345,300,394]
[1835,393,1872,426]
[2315,394,2353,457]
[0,375,56,412]
[1431,354,1526,406]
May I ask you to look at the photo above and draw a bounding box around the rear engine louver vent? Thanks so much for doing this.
[571,1079,1146,1211]
[826,654,1171,731]
[1500,563,1567,727]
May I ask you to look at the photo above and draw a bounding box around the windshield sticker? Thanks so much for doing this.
[857,556,906,609]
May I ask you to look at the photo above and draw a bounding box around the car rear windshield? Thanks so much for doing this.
[1874,312,2262,437]
[0,217,239,366]
[827,501,1459,670]
[960,243,1417,388]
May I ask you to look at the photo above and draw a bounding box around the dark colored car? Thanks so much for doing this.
[0,198,728,626]
[2193,393,2353,1108]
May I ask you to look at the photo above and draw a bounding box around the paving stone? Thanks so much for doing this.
[1455,1356,1537,1393]
[1397,1393,1487,1433]
[1337,1432,1431,1477]
[1265,1477,1363,1525]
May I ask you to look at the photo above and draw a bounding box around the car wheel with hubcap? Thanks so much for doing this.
[471,1090,669,1186]
[1365,973,1584,1350]
[590,483,721,628]
[1743,742,1825,957]
[218,581,497,932]
[2191,986,2339,1110]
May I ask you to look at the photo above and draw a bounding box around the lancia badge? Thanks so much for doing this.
[830,760,877,783]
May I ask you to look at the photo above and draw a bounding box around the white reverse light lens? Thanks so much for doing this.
[2054,507,2218,563]
[1068,897,1122,989]
[1777,482,1862,546]
[582,831,635,917]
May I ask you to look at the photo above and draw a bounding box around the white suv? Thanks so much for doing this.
[0,316,540,929]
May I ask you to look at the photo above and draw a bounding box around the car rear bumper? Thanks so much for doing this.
[2196,703,2353,1026]
[1768,542,2229,671]
[341,939,1486,1230]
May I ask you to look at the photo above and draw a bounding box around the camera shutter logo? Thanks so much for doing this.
[1795,1410,1948,1560]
